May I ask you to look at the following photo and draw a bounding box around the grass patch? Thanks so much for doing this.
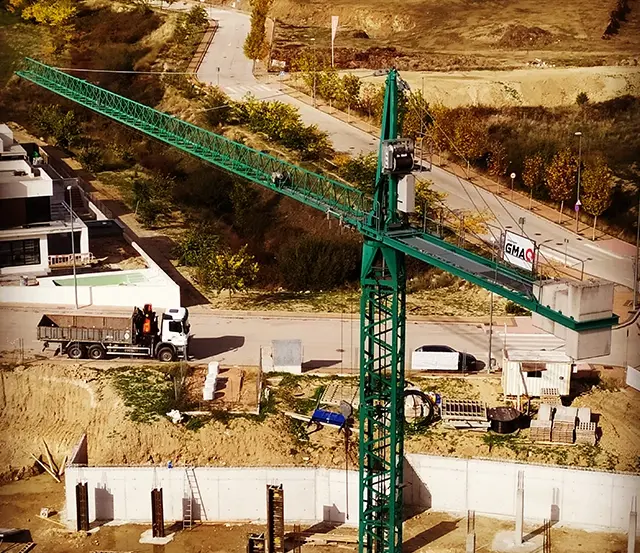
[111,367,176,423]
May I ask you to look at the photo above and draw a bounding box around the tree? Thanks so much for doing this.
[186,5,207,28]
[402,90,431,140]
[449,209,494,237]
[545,148,576,223]
[243,0,273,61]
[581,156,614,239]
[452,111,487,161]
[486,140,509,178]
[21,0,76,26]
[32,104,80,149]
[414,178,446,220]
[522,153,546,209]
[336,74,361,113]
[336,152,378,193]
[196,245,259,297]
[132,172,175,228]
[429,104,456,157]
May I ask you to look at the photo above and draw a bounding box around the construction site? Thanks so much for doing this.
[1,0,639,552]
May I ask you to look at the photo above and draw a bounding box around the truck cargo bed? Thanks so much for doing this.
[37,314,134,344]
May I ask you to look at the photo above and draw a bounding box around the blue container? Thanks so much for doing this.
[311,409,346,427]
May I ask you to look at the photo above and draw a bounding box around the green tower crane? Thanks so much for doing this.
[15,58,618,553]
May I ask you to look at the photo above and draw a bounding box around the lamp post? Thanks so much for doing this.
[634,191,640,311]
[310,37,317,108]
[575,131,583,233]
[67,185,79,309]
[510,172,516,200]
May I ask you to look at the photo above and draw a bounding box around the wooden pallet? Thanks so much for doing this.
[540,388,561,406]
[575,422,597,446]
[441,399,487,421]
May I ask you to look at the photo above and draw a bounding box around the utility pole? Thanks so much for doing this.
[67,184,79,309]
[575,131,583,233]
[634,191,640,311]
[310,38,317,108]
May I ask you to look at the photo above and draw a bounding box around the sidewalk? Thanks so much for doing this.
[262,76,635,253]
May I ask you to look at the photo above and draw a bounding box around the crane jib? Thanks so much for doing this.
[15,58,618,332]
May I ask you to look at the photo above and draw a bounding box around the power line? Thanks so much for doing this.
[50,66,196,75]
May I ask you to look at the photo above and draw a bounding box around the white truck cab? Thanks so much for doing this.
[161,307,191,354]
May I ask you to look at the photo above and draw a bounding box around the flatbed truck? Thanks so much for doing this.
[37,304,190,362]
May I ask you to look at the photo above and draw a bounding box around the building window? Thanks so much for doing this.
[0,239,41,268]
[521,361,545,379]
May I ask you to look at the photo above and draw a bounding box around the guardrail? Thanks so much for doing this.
[48,252,95,267]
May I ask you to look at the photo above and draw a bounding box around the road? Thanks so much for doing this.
[195,6,635,289]
[1,307,637,369]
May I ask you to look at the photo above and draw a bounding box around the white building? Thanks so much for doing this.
[501,348,573,397]
[0,124,89,277]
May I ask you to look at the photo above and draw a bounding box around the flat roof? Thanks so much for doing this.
[505,349,572,363]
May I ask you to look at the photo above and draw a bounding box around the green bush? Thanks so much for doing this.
[175,224,219,267]
[277,235,361,291]
[505,300,530,315]
[576,91,589,105]
[77,145,105,173]
[132,172,175,228]
[32,104,80,149]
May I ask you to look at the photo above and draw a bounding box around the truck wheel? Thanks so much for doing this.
[67,343,85,359]
[88,345,106,360]
[157,347,175,362]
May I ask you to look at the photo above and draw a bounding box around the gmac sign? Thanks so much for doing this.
[503,230,536,272]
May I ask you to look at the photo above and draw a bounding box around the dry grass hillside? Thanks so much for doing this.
[270,0,640,69]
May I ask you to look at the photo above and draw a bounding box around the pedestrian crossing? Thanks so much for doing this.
[222,84,277,95]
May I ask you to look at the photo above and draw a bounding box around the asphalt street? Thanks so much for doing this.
[1,307,637,369]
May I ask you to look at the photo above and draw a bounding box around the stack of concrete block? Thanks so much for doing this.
[551,406,577,444]
[530,403,553,442]
[540,388,562,406]
[530,419,552,441]
[203,361,219,401]
[575,407,597,445]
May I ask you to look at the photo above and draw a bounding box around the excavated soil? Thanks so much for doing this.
[1,362,638,485]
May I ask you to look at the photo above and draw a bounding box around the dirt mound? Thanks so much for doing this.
[497,25,556,49]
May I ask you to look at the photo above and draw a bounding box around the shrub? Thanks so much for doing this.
[32,104,80,149]
[505,301,530,315]
[175,224,219,267]
[576,92,589,106]
[132,172,175,228]
[77,145,105,173]
[277,235,361,291]
[336,152,378,193]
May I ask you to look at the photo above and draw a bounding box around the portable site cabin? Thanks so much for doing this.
[501,349,573,397]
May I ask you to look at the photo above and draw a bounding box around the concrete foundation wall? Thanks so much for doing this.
[65,455,640,533]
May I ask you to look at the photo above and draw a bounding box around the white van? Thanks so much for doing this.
[411,345,477,372]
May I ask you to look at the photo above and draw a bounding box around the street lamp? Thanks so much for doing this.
[510,172,516,200]
[67,185,79,309]
[310,37,317,108]
[575,131,583,233]
[634,191,640,311]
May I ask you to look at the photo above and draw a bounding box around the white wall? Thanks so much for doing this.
[65,466,360,526]
[64,455,640,534]
[404,454,640,533]
[0,235,49,276]
[0,281,180,309]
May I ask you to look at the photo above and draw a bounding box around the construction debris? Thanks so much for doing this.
[321,382,360,409]
[28,439,66,482]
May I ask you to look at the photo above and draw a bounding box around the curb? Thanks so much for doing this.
[0,302,516,325]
